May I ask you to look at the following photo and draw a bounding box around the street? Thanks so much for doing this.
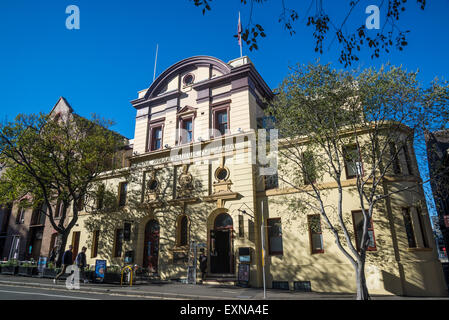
[0,284,156,300]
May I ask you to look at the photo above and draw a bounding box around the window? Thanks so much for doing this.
[152,126,163,150]
[31,203,47,226]
[179,118,193,144]
[352,210,376,251]
[114,228,123,257]
[148,120,165,152]
[55,200,65,218]
[96,184,105,210]
[178,215,188,246]
[343,145,363,179]
[264,173,279,190]
[9,236,20,260]
[238,215,244,238]
[118,182,128,207]
[415,207,429,248]
[389,142,401,174]
[212,107,229,137]
[402,144,414,175]
[183,73,194,86]
[91,230,99,258]
[308,215,324,253]
[402,208,416,248]
[302,151,317,185]
[16,205,26,224]
[267,218,283,255]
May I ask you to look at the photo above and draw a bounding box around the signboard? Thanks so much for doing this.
[37,257,47,273]
[95,259,107,283]
[237,263,250,287]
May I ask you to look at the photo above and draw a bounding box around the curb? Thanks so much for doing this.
[0,280,241,300]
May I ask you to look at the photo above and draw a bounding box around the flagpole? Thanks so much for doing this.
[153,44,159,82]
[239,12,243,58]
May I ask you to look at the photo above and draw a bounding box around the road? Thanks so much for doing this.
[0,284,154,300]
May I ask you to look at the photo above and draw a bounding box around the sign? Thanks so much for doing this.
[237,263,250,287]
[37,257,47,273]
[95,259,107,283]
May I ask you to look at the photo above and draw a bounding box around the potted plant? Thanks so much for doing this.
[103,265,122,284]
[1,259,19,275]
[18,262,37,277]
[41,262,60,278]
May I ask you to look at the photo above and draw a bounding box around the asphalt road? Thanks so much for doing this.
[0,284,154,300]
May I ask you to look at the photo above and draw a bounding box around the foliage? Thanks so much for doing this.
[191,0,428,67]
[4,259,19,267]
[266,61,449,299]
[0,111,126,264]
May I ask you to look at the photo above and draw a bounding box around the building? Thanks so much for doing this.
[431,215,448,261]
[17,55,445,296]
[0,97,132,263]
[425,130,449,262]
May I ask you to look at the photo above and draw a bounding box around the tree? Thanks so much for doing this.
[266,62,449,299]
[191,0,427,67]
[0,111,126,266]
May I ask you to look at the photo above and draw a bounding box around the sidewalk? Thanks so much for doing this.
[0,274,445,300]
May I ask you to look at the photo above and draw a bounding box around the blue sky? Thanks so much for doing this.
[1,1,448,215]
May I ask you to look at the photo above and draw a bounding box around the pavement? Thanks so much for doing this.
[0,274,447,300]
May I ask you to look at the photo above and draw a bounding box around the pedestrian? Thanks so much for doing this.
[198,248,207,283]
[48,247,56,263]
[54,245,73,283]
[75,246,88,283]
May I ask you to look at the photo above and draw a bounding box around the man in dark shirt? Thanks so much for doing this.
[54,245,73,283]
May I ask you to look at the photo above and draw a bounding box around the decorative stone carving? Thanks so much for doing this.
[144,170,160,205]
[176,165,194,199]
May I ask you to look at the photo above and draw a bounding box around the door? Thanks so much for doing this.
[210,213,233,274]
[71,231,80,262]
[143,220,160,273]
[30,227,43,260]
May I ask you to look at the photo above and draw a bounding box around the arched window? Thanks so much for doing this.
[214,213,233,229]
[178,215,189,247]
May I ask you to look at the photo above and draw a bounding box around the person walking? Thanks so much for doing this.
[54,245,73,283]
[75,246,88,283]
[48,247,56,264]
[198,248,207,283]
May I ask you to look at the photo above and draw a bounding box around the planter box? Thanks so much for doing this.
[40,268,59,278]
[18,266,37,277]
[103,272,122,284]
[1,265,18,275]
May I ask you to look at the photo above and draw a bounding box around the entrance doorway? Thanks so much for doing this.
[143,220,160,273]
[210,213,233,274]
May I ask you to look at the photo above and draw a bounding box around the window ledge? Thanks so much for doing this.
[407,247,432,252]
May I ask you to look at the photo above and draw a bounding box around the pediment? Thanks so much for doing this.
[144,56,232,101]
[177,105,197,115]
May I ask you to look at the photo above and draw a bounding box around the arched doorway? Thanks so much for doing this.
[143,220,160,273]
[210,213,233,274]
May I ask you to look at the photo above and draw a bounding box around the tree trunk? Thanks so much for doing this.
[355,262,370,300]
[55,232,69,268]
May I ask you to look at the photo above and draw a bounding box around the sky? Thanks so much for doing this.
[0,1,448,215]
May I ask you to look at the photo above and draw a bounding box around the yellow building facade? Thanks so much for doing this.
[66,56,447,296]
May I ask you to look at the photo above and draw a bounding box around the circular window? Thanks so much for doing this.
[215,167,229,181]
[147,179,159,191]
[183,73,194,86]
